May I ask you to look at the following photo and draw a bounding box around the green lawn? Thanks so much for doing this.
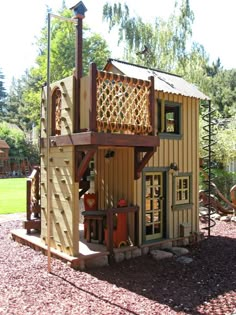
[0,178,26,214]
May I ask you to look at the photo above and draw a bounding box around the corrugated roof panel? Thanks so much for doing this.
[107,59,210,100]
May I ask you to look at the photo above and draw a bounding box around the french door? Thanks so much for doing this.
[143,171,165,241]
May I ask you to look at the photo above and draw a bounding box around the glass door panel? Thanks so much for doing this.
[144,172,163,241]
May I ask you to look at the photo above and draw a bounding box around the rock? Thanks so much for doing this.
[150,249,173,261]
[85,255,109,268]
[199,207,208,215]
[141,246,149,255]
[176,256,193,264]
[211,213,221,220]
[124,250,132,260]
[160,241,172,249]
[231,216,236,222]
[114,252,125,263]
[131,248,142,258]
[220,216,231,222]
[163,247,189,256]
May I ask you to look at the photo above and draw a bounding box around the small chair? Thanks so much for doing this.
[84,193,97,211]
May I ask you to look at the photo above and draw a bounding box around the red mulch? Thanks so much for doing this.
[0,217,235,315]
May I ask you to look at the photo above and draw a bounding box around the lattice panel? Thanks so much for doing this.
[96,71,153,134]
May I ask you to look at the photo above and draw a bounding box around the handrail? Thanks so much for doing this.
[26,166,40,221]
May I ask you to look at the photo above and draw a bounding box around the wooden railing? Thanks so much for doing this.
[25,166,41,233]
[86,63,155,135]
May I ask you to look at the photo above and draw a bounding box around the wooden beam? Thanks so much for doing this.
[134,147,156,179]
[41,132,160,148]
[148,75,155,136]
[89,63,97,132]
[76,149,96,182]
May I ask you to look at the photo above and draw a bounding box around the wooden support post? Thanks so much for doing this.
[89,63,97,132]
[71,1,87,133]
[148,75,155,136]
[107,209,114,262]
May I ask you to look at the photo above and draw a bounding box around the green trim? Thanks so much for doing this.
[142,168,169,243]
[159,133,183,140]
[172,203,193,211]
[157,99,182,136]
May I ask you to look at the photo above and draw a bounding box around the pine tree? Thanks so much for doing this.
[0,69,7,120]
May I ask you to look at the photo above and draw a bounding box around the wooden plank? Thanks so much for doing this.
[41,132,160,148]
[187,96,192,172]
[192,98,199,232]
[80,75,90,131]
[182,96,188,172]
[148,76,155,135]
[89,63,97,132]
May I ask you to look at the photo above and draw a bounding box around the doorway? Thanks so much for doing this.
[143,171,166,242]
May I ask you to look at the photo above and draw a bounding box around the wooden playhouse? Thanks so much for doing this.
[12,2,210,269]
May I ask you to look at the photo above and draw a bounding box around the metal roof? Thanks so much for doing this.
[105,59,210,101]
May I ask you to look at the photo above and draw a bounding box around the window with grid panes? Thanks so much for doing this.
[157,100,181,138]
[175,176,190,204]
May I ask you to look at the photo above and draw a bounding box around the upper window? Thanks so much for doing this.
[157,100,181,138]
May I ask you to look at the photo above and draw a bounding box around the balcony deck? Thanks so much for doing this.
[44,63,159,149]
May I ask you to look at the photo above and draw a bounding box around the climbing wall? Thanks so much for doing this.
[40,76,79,256]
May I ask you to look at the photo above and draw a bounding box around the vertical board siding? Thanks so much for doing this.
[80,75,90,131]
[97,147,134,209]
[135,92,200,240]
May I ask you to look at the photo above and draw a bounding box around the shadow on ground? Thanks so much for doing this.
[87,235,236,314]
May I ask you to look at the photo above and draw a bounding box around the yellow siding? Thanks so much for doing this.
[80,75,90,130]
[96,147,136,242]
[134,92,200,240]
[40,76,78,256]
[96,147,134,208]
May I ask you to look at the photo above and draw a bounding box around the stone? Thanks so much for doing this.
[163,247,189,256]
[220,215,231,222]
[85,255,109,268]
[211,213,221,220]
[176,256,193,264]
[150,249,173,261]
[231,216,236,222]
[141,246,149,255]
[114,252,125,263]
[199,207,208,215]
[124,250,132,260]
[131,248,142,258]
[160,241,172,249]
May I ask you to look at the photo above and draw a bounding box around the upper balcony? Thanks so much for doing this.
[79,63,159,148]
[44,63,159,149]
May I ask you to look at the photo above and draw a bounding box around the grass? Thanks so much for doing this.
[0,178,26,214]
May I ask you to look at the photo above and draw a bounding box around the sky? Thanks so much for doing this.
[0,0,236,90]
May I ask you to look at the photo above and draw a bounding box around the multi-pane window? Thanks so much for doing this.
[176,176,189,204]
[173,173,192,209]
[158,100,181,135]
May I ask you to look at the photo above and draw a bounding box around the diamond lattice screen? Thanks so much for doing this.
[96,71,153,134]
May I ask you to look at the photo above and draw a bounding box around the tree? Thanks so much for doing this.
[0,68,7,120]
[0,122,39,165]
[102,0,194,72]
[207,69,236,118]
[8,7,111,131]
